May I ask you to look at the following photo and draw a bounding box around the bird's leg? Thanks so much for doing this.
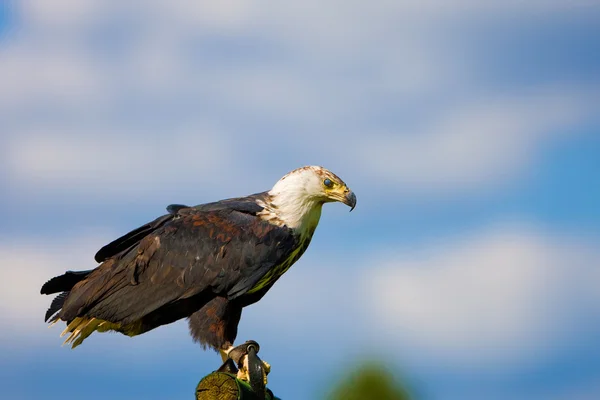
[216,342,238,374]
[220,348,230,363]
[222,340,270,386]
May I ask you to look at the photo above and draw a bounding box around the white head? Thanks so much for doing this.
[260,166,356,236]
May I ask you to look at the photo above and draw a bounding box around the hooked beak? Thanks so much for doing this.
[343,190,357,211]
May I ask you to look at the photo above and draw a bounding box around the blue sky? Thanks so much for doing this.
[1,1,599,399]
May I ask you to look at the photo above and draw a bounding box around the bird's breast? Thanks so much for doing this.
[246,235,312,295]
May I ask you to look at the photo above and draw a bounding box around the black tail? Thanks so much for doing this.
[41,270,94,322]
[40,270,93,295]
[44,292,68,322]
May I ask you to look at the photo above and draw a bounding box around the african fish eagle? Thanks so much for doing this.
[41,166,356,379]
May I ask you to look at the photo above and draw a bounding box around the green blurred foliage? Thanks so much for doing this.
[326,362,412,400]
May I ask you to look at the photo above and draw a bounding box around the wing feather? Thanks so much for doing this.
[94,214,173,263]
[93,192,268,263]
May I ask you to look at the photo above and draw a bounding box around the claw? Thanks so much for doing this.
[262,360,271,376]
[236,354,250,381]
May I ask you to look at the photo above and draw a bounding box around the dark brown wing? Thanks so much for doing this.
[59,206,298,327]
[93,192,268,263]
[93,214,173,263]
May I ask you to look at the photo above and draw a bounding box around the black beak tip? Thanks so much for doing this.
[346,191,357,212]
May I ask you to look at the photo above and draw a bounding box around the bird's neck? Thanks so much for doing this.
[259,191,323,238]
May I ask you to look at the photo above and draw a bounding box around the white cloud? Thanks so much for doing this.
[4,127,242,197]
[4,1,456,110]
[353,88,597,193]
[19,0,107,28]
[18,1,595,31]
[0,43,109,110]
[8,0,592,115]
[0,234,111,333]
[5,85,596,200]
[363,224,600,368]
[2,0,598,203]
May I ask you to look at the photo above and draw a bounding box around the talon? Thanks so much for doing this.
[236,354,250,382]
[262,360,271,376]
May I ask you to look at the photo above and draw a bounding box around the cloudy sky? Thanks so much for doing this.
[1,1,599,399]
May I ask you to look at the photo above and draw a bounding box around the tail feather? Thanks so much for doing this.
[71,318,104,348]
[42,266,143,348]
[58,316,138,348]
[45,292,69,322]
[63,317,98,347]
[42,269,94,330]
[41,270,94,295]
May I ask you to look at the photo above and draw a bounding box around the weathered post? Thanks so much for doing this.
[195,372,280,400]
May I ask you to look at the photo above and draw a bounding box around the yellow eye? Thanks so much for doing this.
[323,178,333,188]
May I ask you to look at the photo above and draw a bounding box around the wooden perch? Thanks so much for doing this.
[196,372,280,400]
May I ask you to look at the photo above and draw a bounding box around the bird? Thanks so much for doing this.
[41,165,356,380]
